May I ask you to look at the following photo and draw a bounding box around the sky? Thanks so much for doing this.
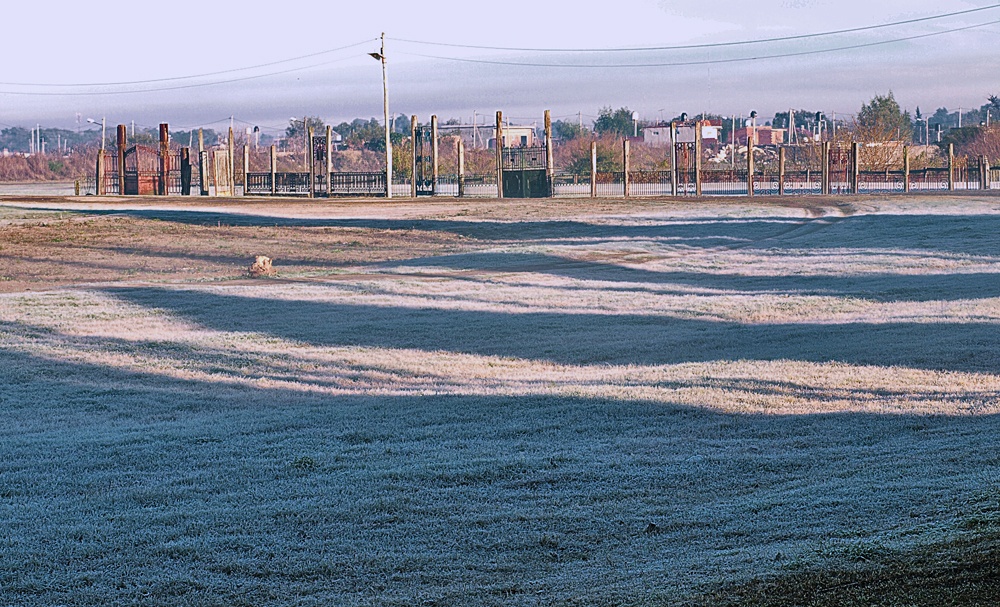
[3,0,999,136]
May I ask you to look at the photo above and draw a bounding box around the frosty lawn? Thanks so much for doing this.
[1,195,1000,605]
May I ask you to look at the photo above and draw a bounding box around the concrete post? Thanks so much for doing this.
[590,141,597,198]
[623,138,630,198]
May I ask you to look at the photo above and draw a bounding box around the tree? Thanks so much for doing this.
[593,107,636,138]
[552,119,587,141]
[857,92,912,141]
[285,116,325,140]
[929,107,952,130]
[563,135,623,176]
[852,92,912,170]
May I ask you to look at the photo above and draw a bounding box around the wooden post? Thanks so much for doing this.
[116,125,126,195]
[821,142,830,195]
[227,126,235,197]
[431,114,439,196]
[325,125,333,197]
[903,146,910,193]
[851,141,860,194]
[159,123,170,196]
[495,111,504,199]
[198,129,208,196]
[623,138,630,198]
[746,139,754,197]
[778,146,786,195]
[457,138,465,198]
[670,122,678,196]
[270,145,277,196]
[948,143,955,191]
[544,109,554,196]
[411,115,418,198]
[307,127,315,198]
[180,148,191,195]
[243,144,250,197]
[984,155,991,190]
[95,150,105,195]
[590,141,597,198]
[694,121,703,196]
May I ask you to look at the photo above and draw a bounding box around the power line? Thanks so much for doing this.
[390,4,1000,52]
[398,19,1000,69]
[0,39,377,88]
[0,55,360,97]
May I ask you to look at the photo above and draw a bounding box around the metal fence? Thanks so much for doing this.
[329,172,385,196]
[628,170,673,197]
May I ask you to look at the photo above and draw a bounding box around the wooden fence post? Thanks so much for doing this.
[243,145,250,197]
[623,138,630,198]
[694,121,703,196]
[746,140,754,197]
[851,141,860,194]
[411,116,419,198]
[544,109,554,196]
[95,150,105,195]
[590,141,597,198]
[948,143,955,191]
[778,146,786,195]
[116,125,126,195]
[181,148,191,195]
[457,139,465,198]
[903,146,910,193]
[198,129,208,196]
[227,126,235,197]
[159,123,170,196]
[821,142,830,195]
[495,111,504,199]
[326,125,333,197]
[307,127,315,198]
[431,114,438,195]
[270,145,276,196]
[670,122,678,196]
[984,155,991,190]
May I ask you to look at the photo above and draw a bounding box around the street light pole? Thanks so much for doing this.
[87,117,106,151]
[370,33,392,198]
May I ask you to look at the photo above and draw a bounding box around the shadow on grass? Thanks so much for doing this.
[689,530,1000,607]
[108,286,1000,373]
[2,325,1000,606]
[21,206,1000,257]
[389,250,1000,302]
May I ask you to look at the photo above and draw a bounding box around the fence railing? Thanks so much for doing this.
[329,172,385,196]
[90,142,996,200]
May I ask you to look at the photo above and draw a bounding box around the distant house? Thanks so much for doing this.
[436,124,539,149]
[733,126,786,146]
[489,125,537,149]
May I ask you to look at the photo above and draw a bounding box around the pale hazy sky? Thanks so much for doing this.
[3,0,998,134]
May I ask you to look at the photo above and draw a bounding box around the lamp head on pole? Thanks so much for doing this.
[368,52,384,61]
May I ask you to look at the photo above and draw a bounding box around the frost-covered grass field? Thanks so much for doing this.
[3,195,1000,605]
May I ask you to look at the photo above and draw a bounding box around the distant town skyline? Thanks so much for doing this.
[3,0,998,135]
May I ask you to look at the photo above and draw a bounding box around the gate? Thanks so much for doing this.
[414,126,434,196]
[123,145,161,195]
[501,145,549,198]
[828,144,853,194]
[213,150,234,197]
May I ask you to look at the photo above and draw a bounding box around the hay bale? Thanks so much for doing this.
[247,255,275,278]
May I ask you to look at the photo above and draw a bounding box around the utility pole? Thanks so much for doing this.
[369,33,392,198]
